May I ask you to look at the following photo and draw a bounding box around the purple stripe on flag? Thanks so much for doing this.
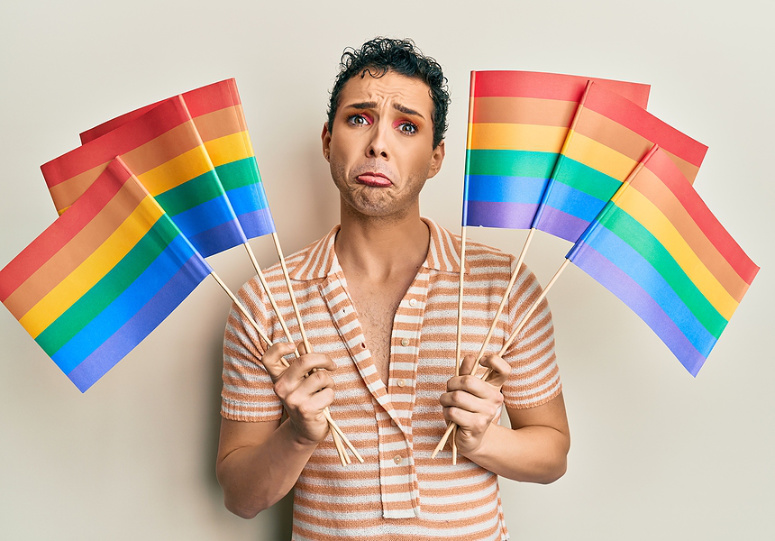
[570,243,707,376]
[533,206,591,242]
[189,219,247,258]
[464,201,538,229]
[66,257,210,392]
[239,208,276,240]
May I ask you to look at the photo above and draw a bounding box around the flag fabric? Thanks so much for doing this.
[40,95,247,257]
[80,79,276,239]
[566,147,759,376]
[532,81,708,243]
[462,70,651,229]
[0,158,212,391]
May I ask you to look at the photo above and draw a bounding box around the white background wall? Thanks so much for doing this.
[1,1,772,539]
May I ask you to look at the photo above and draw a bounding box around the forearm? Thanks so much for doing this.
[217,419,318,518]
[462,421,569,484]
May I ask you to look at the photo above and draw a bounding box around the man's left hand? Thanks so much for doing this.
[440,353,511,456]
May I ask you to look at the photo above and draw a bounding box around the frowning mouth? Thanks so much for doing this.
[356,172,392,187]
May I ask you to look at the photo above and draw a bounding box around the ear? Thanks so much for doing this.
[321,122,331,162]
[426,140,446,179]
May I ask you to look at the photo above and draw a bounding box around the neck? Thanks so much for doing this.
[335,203,429,280]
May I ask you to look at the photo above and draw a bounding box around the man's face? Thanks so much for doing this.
[322,70,445,221]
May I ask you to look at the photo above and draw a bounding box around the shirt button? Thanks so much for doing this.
[401,338,410,347]
[408,298,417,307]
[393,454,403,464]
[397,379,406,387]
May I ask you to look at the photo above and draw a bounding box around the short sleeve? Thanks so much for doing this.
[220,278,284,422]
[500,263,562,409]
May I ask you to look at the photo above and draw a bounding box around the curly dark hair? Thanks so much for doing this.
[326,37,450,148]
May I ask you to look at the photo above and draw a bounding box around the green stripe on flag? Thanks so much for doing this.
[35,218,180,356]
[553,156,623,202]
[154,170,226,217]
[604,206,727,338]
[466,149,557,178]
[215,157,263,192]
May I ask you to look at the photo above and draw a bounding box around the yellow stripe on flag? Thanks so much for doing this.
[138,146,214,196]
[204,131,254,167]
[615,187,739,320]
[468,123,567,153]
[18,197,164,337]
[564,131,638,181]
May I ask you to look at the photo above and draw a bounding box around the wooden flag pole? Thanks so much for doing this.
[242,243,352,461]
[243,243,296,343]
[271,232,312,353]
[450,72,480,464]
[210,271,272,346]
[452,226,469,464]
[268,231,363,464]
[209,270,361,464]
[438,227,535,462]
[432,258,571,459]
[472,228,535,375]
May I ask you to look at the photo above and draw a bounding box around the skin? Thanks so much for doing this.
[216,70,570,519]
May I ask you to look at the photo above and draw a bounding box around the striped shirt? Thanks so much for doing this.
[221,218,561,540]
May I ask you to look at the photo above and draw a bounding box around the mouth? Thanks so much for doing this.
[356,172,393,188]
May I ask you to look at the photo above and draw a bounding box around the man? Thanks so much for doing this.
[217,38,570,540]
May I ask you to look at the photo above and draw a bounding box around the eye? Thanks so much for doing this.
[347,113,372,126]
[395,121,418,135]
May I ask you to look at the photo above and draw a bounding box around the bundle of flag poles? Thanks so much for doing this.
[436,70,759,461]
[0,79,361,465]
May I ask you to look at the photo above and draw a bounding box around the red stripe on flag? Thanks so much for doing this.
[645,149,759,284]
[79,102,159,144]
[183,79,241,118]
[0,160,133,302]
[79,79,241,144]
[43,97,191,186]
[471,70,650,107]
[584,82,708,168]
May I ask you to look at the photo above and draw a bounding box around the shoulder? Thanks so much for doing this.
[429,221,545,302]
[431,220,515,276]
[235,232,329,306]
[425,217,512,273]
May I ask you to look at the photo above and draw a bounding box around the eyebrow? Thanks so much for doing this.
[346,101,425,120]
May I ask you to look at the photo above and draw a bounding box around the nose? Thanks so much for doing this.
[366,123,389,159]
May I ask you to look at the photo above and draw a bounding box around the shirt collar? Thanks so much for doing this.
[288,217,462,281]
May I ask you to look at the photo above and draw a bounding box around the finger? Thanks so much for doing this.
[261,342,297,380]
[286,375,335,413]
[287,352,337,379]
[443,404,487,432]
[458,354,483,378]
[440,388,481,411]
[441,386,503,430]
[479,354,511,388]
[446,371,496,398]
[295,367,335,396]
[274,352,337,399]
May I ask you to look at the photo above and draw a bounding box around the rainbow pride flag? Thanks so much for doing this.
[40,95,247,258]
[462,70,650,229]
[566,147,759,376]
[0,158,212,391]
[80,79,276,240]
[532,81,708,242]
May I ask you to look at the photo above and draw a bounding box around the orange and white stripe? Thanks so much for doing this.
[221,219,561,540]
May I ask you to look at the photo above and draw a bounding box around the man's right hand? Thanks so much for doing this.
[261,342,337,446]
